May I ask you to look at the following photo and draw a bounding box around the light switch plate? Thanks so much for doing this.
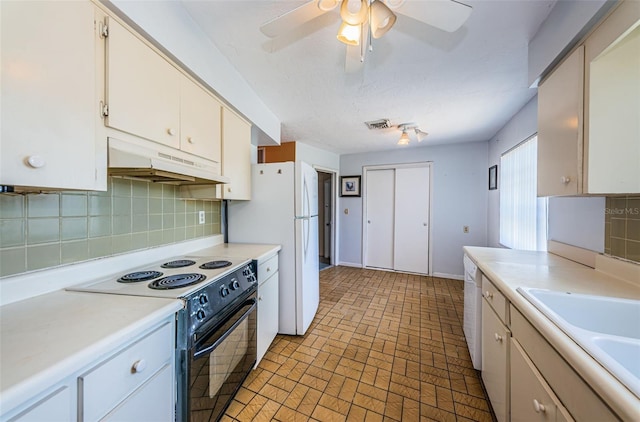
[198,210,205,224]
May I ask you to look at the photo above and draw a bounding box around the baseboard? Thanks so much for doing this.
[337,261,364,268]
[433,272,464,281]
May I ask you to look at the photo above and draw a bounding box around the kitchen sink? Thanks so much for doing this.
[517,287,640,398]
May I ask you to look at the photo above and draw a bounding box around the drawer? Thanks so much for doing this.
[79,322,173,421]
[511,338,573,422]
[510,306,618,421]
[258,254,278,284]
[482,275,508,323]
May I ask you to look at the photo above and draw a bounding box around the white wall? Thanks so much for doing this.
[108,0,280,144]
[339,142,488,278]
[548,197,605,252]
[296,142,340,171]
[487,96,539,247]
[528,0,614,86]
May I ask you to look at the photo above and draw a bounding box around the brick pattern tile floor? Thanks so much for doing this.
[221,266,494,421]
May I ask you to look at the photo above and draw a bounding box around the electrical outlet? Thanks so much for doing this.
[198,210,205,224]
[463,225,469,233]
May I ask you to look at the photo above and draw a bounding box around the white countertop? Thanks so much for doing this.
[0,240,280,415]
[463,246,640,420]
[0,291,182,413]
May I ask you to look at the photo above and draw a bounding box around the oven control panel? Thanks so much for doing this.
[188,261,257,333]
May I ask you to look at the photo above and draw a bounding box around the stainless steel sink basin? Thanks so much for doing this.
[517,287,640,398]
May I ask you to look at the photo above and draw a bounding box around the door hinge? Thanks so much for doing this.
[100,102,109,118]
[99,20,109,38]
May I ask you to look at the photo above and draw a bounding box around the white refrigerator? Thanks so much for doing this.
[228,161,319,335]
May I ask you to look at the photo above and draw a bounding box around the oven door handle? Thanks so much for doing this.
[193,299,257,359]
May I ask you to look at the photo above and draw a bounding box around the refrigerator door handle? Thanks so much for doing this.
[303,177,310,218]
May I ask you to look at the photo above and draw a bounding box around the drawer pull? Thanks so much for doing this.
[485,291,493,299]
[494,333,503,342]
[533,399,546,413]
[131,359,147,374]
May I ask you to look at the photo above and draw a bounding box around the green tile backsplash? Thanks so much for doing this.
[605,196,640,263]
[0,178,222,277]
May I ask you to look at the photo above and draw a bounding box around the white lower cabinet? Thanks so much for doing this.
[481,296,510,422]
[7,386,73,422]
[256,253,279,366]
[79,321,174,421]
[1,318,175,422]
[510,339,573,422]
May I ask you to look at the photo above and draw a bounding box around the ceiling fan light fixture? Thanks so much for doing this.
[340,0,369,25]
[317,0,339,12]
[370,1,397,39]
[337,21,361,45]
[398,130,410,145]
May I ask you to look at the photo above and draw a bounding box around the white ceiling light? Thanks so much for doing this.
[317,0,340,12]
[415,128,429,142]
[396,123,428,145]
[337,21,362,45]
[340,0,369,25]
[397,129,410,145]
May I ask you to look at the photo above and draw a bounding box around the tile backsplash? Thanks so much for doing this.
[605,196,640,263]
[0,178,221,277]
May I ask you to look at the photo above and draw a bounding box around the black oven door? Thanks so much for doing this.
[188,293,257,421]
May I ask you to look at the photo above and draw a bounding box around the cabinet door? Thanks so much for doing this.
[0,0,105,191]
[257,271,279,365]
[482,300,510,422]
[180,75,222,162]
[7,386,72,422]
[511,339,567,422]
[221,107,252,200]
[537,46,584,196]
[105,18,180,149]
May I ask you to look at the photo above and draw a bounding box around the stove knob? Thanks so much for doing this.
[220,286,229,297]
[196,310,206,320]
[199,294,208,305]
[230,280,240,290]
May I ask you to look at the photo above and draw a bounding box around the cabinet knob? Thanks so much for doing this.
[485,291,493,299]
[26,155,46,168]
[561,176,571,184]
[131,359,147,374]
[533,399,546,413]
[258,295,263,301]
[187,136,195,144]
[494,333,503,342]
[167,128,176,136]
[266,267,271,272]
[227,187,232,192]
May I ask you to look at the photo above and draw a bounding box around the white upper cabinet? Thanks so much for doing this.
[0,0,106,191]
[105,17,221,164]
[221,108,252,200]
[538,0,640,196]
[584,5,640,194]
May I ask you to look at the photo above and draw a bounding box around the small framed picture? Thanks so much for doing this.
[340,175,361,197]
[489,165,498,190]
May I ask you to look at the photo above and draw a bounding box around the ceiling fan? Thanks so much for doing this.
[260,0,473,71]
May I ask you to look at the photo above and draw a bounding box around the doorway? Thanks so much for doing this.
[316,169,336,271]
[363,163,432,275]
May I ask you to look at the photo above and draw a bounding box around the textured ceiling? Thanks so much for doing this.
[181,0,556,154]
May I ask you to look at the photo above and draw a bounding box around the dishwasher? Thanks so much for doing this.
[463,254,482,370]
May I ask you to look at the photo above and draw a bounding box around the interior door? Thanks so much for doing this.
[323,178,332,259]
[394,166,430,274]
[365,169,395,270]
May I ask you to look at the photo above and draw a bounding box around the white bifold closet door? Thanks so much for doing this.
[365,165,430,274]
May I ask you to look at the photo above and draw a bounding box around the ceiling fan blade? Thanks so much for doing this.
[391,0,472,33]
[260,1,330,38]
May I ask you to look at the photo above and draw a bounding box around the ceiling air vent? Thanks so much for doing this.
[364,119,392,130]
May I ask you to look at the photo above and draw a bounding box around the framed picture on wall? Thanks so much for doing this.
[340,176,361,197]
[489,165,498,190]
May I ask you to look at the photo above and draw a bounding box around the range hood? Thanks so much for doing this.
[108,137,229,185]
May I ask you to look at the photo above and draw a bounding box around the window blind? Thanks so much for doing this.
[500,136,545,250]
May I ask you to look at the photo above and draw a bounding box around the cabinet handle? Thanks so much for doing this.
[485,291,493,299]
[167,128,176,136]
[561,176,571,184]
[533,399,546,413]
[494,333,503,342]
[131,359,147,374]
[187,136,195,144]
